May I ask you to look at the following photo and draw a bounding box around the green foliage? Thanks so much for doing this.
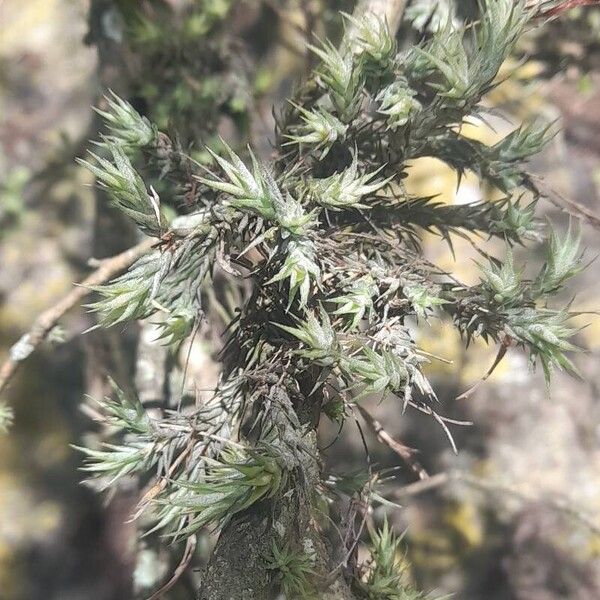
[403,282,447,318]
[405,0,456,33]
[154,306,197,347]
[79,144,168,236]
[0,166,29,235]
[344,11,397,82]
[286,105,348,157]
[489,197,538,240]
[98,379,151,434]
[86,252,162,328]
[480,250,524,306]
[332,275,378,329]
[77,440,156,487]
[75,384,159,487]
[116,0,245,147]
[534,222,583,295]
[344,347,409,398]
[505,307,580,382]
[357,520,439,600]
[309,38,364,121]
[408,0,528,103]
[87,231,215,331]
[484,121,558,190]
[450,227,584,383]
[157,446,288,540]
[201,143,278,220]
[308,154,390,210]
[376,81,422,130]
[268,238,322,308]
[266,541,317,599]
[94,91,157,149]
[75,3,589,597]
[276,309,339,366]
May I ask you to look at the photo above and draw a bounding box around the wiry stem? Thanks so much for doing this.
[356,404,429,481]
[0,238,155,397]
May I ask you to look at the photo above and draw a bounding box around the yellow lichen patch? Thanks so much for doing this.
[33,430,71,468]
[406,497,486,577]
[0,0,61,53]
[0,538,24,600]
[0,472,62,541]
[428,234,484,286]
[443,499,485,551]
[584,533,600,558]
[460,117,505,147]
[404,157,492,286]
[407,527,458,572]
[490,58,548,121]
[471,458,496,480]
[0,468,62,599]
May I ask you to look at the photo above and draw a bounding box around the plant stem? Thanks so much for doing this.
[0,238,155,397]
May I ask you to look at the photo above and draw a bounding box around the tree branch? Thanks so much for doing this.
[0,237,156,396]
[198,3,410,598]
[393,470,600,536]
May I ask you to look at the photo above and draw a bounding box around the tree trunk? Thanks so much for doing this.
[197,1,407,598]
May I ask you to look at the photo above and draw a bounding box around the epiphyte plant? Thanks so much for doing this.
[75,1,586,598]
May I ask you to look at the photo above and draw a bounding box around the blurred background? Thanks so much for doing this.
[1,1,600,599]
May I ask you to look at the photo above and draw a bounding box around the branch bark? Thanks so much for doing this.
[0,237,155,396]
[532,174,600,231]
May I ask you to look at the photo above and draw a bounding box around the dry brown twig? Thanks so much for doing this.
[532,174,600,231]
[146,533,197,600]
[456,335,513,401]
[355,403,429,480]
[0,237,156,396]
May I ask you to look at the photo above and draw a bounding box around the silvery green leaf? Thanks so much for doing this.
[268,239,321,307]
[285,105,348,158]
[376,81,422,130]
[94,91,157,149]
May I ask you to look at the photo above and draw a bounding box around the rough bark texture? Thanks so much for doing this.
[198,422,356,600]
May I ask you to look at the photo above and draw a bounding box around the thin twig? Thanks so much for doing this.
[356,404,429,480]
[133,434,196,521]
[0,237,156,396]
[393,470,600,536]
[146,533,197,600]
[456,336,512,401]
[532,174,600,231]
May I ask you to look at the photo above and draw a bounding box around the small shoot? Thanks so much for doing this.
[95,91,158,149]
[266,541,317,599]
[79,144,168,236]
